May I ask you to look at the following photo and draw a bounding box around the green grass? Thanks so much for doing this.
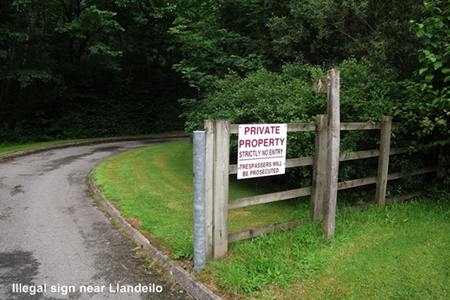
[0,132,185,157]
[92,141,304,259]
[213,199,450,299]
[0,139,83,156]
[92,141,450,299]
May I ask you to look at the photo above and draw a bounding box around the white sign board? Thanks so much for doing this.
[237,124,287,179]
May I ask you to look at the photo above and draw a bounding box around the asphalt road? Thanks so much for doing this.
[0,140,191,300]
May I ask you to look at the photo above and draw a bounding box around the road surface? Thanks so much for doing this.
[0,140,190,299]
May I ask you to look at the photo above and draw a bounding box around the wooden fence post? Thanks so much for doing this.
[203,120,215,258]
[323,68,340,239]
[213,120,230,258]
[375,116,392,206]
[311,114,328,220]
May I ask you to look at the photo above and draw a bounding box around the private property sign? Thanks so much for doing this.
[237,124,287,179]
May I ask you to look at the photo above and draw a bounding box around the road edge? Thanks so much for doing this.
[88,176,222,300]
[0,133,189,163]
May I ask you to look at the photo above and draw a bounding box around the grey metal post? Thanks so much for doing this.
[193,130,206,271]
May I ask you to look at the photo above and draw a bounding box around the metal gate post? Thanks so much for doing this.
[193,130,206,271]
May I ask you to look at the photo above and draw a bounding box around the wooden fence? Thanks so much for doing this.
[203,70,437,259]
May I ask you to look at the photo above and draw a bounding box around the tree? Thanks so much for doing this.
[0,0,190,141]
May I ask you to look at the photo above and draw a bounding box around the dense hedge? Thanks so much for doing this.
[185,59,397,129]
[1,99,183,142]
[183,59,439,191]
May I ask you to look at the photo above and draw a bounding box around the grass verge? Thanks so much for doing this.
[92,140,450,299]
[0,132,186,158]
[0,139,83,156]
[92,140,303,259]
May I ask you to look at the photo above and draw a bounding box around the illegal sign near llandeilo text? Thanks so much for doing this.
[237,124,287,179]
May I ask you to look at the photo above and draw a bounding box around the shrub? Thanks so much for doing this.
[183,59,400,186]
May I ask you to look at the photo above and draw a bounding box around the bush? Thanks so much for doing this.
[183,59,400,186]
[185,59,397,130]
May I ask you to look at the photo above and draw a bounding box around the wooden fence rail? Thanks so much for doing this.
[229,147,409,174]
[228,167,436,210]
[228,220,300,243]
[229,187,312,209]
[229,121,400,134]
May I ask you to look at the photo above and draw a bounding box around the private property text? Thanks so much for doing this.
[237,124,287,179]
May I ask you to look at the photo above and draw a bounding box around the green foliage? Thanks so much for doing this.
[0,0,191,142]
[183,59,398,186]
[169,1,265,91]
[172,0,448,183]
[185,59,395,160]
[412,0,450,91]
[169,0,423,95]
[1,0,448,180]
[3,70,53,88]
[268,1,422,71]
[185,59,395,131]
[52,2,126,73]
[394,0,449,155]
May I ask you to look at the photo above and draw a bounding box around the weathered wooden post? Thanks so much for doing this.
[311,114,328,220]
[204,120,215,258]
[323,68,340,239]
[212,120,230,258]
[375,116,392,206]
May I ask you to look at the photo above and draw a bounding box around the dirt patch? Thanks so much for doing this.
[127,216,143,229]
